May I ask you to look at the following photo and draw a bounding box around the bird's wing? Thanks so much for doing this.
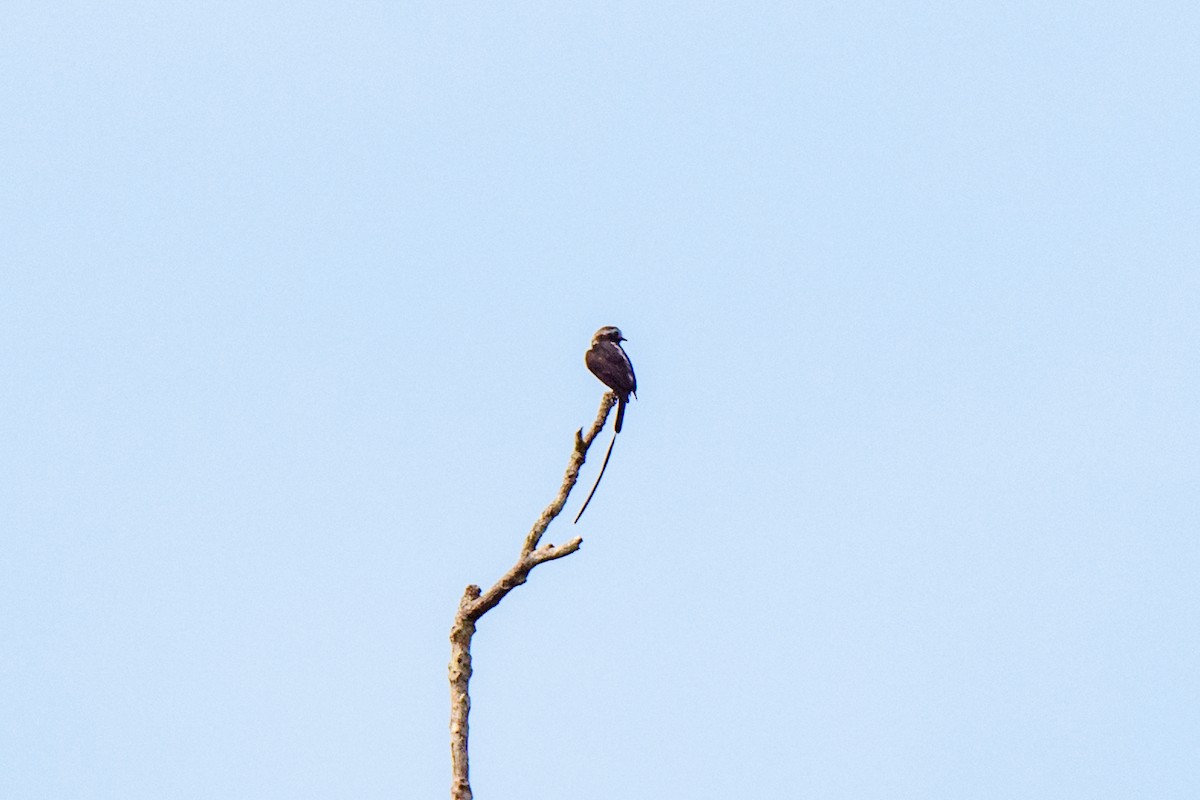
[586,342,635,397]
[623,345,636,397]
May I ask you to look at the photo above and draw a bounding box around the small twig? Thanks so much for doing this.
[448,393,616,800]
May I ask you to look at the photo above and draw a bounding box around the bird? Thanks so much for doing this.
[584,325,637,433]
[575,326,636,524]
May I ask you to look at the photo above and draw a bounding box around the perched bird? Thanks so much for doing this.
[575,326,636,524]
[584,325,637,433]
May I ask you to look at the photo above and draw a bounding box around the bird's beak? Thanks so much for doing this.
[619,336,628,342]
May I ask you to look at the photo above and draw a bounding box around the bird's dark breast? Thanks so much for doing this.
[586,343,634,397]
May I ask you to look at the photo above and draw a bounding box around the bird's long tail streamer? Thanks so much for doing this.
[573,431,618,524]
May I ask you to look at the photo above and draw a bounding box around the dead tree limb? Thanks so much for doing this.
[448,393,617,800]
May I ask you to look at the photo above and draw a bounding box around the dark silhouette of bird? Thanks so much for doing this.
[575,326,636,523]
[584,325,637,433]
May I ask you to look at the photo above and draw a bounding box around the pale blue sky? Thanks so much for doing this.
[2,2,1197,798]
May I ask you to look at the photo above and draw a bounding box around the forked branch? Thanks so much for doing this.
[448,393,616,800]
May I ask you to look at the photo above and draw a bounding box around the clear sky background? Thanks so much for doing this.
[2,2,1197,798]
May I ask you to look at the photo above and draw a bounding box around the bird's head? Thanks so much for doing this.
[592,325,626,344]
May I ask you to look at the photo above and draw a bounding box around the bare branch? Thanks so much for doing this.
[523,393,616,555]
[448,394,615,800]
[530,537,584,565]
